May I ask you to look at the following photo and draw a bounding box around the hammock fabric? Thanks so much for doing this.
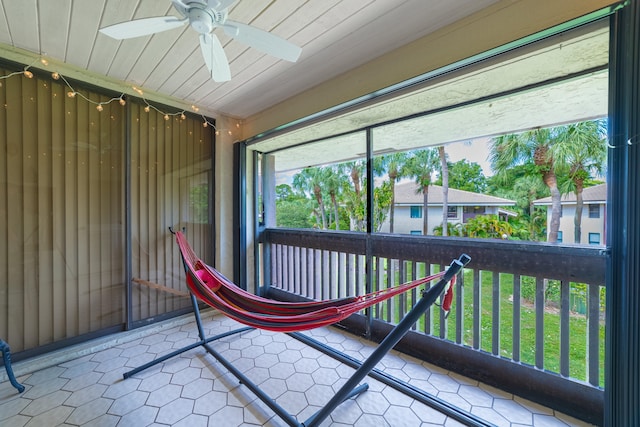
[175,231,454,333]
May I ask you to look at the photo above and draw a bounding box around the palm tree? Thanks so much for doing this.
[338,161,367,231]
[292,167,328,229]
[490,128,563,242]
[556,120,607,243]
[323,165,344,230]
[438,146,449,237]
[374,152,408,233]
[404,148,440,235]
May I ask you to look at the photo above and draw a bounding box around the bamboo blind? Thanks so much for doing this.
[0,68,214,354]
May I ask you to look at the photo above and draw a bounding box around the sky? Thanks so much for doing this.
[442,137,494,177]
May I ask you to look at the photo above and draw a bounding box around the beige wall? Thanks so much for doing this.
[242,0,619,139]
[213,116,242,278]
[550,204,606,245]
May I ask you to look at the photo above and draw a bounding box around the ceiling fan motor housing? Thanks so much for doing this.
[187,4,227,34]
[188,7,215,33]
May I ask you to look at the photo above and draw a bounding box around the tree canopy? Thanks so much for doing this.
[274,119,607,243]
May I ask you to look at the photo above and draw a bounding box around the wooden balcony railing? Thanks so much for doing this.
[259,228,607,425]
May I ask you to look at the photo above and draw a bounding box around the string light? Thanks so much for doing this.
[198,115,240,138]
[0,57,226,132]
[139,99,187,122]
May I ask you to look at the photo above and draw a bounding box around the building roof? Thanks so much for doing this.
[393,182,516,206]
[533,183,607,205]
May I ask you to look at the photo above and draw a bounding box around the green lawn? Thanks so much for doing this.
[373,263,606,386]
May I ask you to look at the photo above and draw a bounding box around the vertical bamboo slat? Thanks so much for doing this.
[7,78,25,349]
[51,81,66,341]
[0,71,8,344]
[77,91,90,335]
[37,78,53,346]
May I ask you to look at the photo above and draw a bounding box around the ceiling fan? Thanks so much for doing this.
[99,0,302,82]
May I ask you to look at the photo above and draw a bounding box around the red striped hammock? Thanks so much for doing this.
[176,231,453,333]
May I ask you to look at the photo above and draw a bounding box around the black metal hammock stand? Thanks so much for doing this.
[123,230,487,427]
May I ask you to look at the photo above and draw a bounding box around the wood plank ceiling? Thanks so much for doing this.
[0,0,499,120]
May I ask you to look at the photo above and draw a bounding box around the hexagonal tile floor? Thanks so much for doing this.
[0,311,595,426]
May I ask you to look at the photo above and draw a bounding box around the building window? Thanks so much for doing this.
[557,231,563,243]
[589,232,601,245]
[588,204,600,218]
[447,206,458,218]
[410,230,422,235]
[410,206,422,218]
[463,206,486,214]
[559,205,563,217]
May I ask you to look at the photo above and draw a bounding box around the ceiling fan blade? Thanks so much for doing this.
[200,33,231,82]
[170,0,191,17]
[100,16,186,39]
[208,0,236,10]
[223,21,301,62]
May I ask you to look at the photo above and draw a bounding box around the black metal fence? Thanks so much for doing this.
[260,228,607,425]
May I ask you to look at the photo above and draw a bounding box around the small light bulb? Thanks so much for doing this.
[180,113,186,120]
[67,91,76,98]
[119,98,126,106]
[215,130,220,136]
[51,72,60,80]
[164,114,170,121]
[96,104,103,112]
[40,58,49,66]
[203,121,208,128]
[23,70,33,78]
[144,106,150,113]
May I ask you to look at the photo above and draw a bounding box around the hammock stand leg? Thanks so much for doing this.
[290,333,493,427]
[0,339,25,393]
[122,294,253,379]
[301,254,471,427]
[121,296,343,427]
